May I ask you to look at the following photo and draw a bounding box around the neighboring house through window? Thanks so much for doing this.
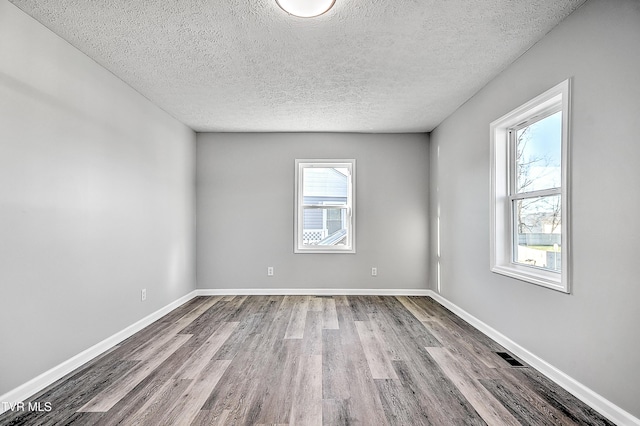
[295,159,355,253]
[490,79,571,292]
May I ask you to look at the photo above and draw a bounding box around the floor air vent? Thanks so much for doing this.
[496,351,525,367]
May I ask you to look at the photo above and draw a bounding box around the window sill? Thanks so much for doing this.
[491,264,569,293]
[294,247,356,254]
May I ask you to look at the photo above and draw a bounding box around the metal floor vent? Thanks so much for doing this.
[496,352,525,367]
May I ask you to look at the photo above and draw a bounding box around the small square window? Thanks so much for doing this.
[490,80,571,292]
[295,160,355,253]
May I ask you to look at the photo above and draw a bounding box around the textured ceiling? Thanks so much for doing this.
[10,0,586,133]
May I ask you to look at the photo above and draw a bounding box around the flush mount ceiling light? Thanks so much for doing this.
[276,0,336,18]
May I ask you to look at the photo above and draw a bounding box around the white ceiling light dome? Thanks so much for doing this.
[276,0,336,18]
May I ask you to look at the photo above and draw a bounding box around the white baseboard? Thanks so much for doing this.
[427,290,639,426]
[1,287,425,415]
[0,290,198,415]
[196,288,431,296]
[3,288,636,425]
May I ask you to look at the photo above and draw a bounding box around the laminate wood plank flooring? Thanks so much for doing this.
[426,347,520,426]
[0,296,614,426]
[284,296,311,339]
[354,321,398,380]
[78,334,193,413]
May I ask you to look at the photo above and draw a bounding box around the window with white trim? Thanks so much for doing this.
[490,80,571,292]
[295,160,355,253]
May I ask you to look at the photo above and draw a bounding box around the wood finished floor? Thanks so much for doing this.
[0,296,614,426]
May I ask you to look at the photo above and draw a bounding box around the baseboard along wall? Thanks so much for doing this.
[1,288,637,425]
[0,291,197,415]
[195,288,432,296]
[427,292,639,426]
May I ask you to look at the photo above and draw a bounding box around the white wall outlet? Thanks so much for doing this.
[372,267,378,276]
[141,288,146,301]
[267,266,274,276]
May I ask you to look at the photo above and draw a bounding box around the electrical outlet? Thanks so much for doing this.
[371,267,378,276]
[267,266,274,276]
[141,288,146,301]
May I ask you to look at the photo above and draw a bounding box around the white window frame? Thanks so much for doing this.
[295,159,356,254]
[490,79,571,293]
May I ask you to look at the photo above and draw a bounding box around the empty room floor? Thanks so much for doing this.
[0,295,613,425]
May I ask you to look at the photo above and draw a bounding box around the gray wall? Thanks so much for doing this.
[197,133,429,290]
[0,3,196,395]
[430,0,640,418]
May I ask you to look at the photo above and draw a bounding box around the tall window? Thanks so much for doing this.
[490,80,571,292]
[295,160,355,253]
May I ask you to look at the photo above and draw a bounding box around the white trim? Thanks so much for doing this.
[294,159,356,254]
[0,291,198,415]
[196,288,431,296]
[428,291,639,426]
[490,79,571,293]
[2,287,428,413]
[4,288,635,425]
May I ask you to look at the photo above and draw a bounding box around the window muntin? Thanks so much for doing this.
[295,160,355,253]
[490,79,571,292]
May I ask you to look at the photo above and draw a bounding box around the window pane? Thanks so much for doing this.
[302,207,348,246]
[515,111,562,193]
[303,167,349,200]
[513,195,561,273]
